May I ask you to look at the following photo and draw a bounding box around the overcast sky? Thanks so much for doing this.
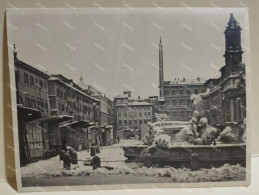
[7,8,249,100]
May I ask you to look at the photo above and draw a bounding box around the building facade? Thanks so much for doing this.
[203,13,246,127]
[14,45,50,163]
[114,91,153,131]
[163,78,206,121]
[220,13,246,124]
[49,74,99,121]
[48,74,101,151]
[92,94,114,145]
[79,76,114,145]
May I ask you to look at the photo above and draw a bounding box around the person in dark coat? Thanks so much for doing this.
[117,136,120,143]
[63,151,71,169]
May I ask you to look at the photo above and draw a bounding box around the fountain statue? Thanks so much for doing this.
[190,88,210,119]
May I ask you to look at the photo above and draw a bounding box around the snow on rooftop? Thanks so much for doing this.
[49,77,100,102]
[127,101,152,106]
[114,94,129,98]
[166,78,207,85]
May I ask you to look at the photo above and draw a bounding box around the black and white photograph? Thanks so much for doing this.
[6,8,250,191]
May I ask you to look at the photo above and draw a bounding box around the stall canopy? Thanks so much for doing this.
[34,115,74,123]
[60,120,97,129]
[105,125,113,129]
[17,105,42,122]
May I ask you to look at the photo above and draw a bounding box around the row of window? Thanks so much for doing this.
[19,95,48,112]
[117,111,151,117]
[117,106,151,111]
[56,88,93,104]
[166,99,191,106]
[118,119,149,126]
[170,111,192,118]
[164,88,203,96]
[23,72,47,89]
[58,102,92,115]
[116,99,128,105]
[73,114,91,122]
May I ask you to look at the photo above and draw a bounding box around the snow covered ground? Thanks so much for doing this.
[21,139,142,177]
[21,139,246,182]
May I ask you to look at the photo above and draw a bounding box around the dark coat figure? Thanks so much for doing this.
[69,150,78,164]
[63,152,71,169]
[92,156,101,170]
[117,136,120,143]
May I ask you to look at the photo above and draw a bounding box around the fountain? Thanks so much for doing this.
[123,89,246,169]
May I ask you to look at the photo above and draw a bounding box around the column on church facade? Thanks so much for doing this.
[230,99,235,122]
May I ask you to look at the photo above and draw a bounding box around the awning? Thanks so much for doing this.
[88,125,99,129]
[35,115,74,123]
[17,105,42,122]
[100,124,107,128]
[60,121,77,129]
[105,125,113,129]
[60,120,97,129]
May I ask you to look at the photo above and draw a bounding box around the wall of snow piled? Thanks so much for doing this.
[28,163,245,182]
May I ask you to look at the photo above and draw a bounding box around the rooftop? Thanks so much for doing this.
[49,76,100,102]
[164,77,207,85]
[15,59,50,79]
[114,94,129,99]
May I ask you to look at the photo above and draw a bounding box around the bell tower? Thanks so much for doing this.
[224,13,243,72]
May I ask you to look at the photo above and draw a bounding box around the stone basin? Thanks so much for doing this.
[122,142,246,169]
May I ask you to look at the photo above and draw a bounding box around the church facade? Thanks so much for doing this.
[203,13,246,127]
[159,13,246,124]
